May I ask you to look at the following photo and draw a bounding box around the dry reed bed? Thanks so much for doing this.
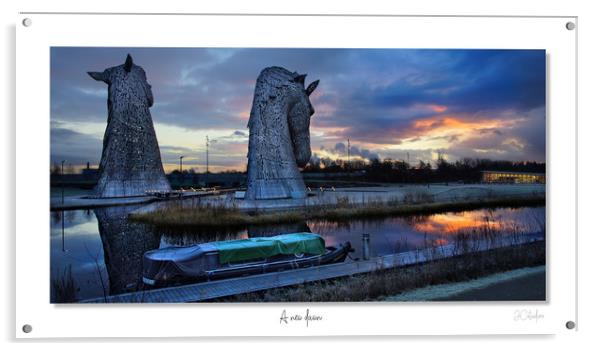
[130,193,545,228]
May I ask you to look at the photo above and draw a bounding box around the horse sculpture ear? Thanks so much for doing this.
[306,80,320,96]
[88,71,108,83]
[293,74,307,85]
[124,54,133,73]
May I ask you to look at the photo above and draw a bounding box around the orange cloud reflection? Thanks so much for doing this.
[412,211,501,235]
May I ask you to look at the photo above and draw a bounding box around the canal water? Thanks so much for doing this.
[50,205,545,302]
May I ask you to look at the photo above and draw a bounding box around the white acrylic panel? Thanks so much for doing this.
[16,14,576,337]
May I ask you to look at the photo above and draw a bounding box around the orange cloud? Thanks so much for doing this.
[413,116,505,132]
[423,104,448,113]
[237,111,250,121]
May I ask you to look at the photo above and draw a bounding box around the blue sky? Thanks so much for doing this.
[50,48,545,172]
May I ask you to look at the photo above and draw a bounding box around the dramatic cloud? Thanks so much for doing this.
[50,122,102,166]
[315,142,380,162]
[51,48,546,171]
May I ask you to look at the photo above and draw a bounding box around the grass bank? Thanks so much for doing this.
[385,265,545,301]
[213,240,545,302]
[130,194,545,228]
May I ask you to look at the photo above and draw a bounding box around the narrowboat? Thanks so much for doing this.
[142,232,352,286]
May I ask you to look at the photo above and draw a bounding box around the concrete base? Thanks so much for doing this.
[51,190,220,211]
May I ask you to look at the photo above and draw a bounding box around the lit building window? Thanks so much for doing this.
[481,171,545,184]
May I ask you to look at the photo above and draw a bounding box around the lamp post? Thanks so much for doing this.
[61,160,65,204]
[347,138,351,178]
[206,136,209,174]
[61,210,65,252]
[179,156,184,173]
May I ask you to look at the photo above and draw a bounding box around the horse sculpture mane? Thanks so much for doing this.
[88,54,171,198]
[245,67,319,200]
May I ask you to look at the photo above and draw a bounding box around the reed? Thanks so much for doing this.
[50,265,78,303]
[131,202,306,227]
[130,194,545,228]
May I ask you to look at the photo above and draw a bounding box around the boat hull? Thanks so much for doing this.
[143,242,352,286]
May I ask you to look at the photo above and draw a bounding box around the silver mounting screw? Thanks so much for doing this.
[566,22,575,31]
[22,324,32,333]
[22,18,32,27]
[566,321,576,330]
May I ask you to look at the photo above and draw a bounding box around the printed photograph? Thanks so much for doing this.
[50,48,546,303]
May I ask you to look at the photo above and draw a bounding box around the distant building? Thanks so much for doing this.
[481,170,545,184]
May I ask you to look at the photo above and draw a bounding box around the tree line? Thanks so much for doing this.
[302,156,545,183]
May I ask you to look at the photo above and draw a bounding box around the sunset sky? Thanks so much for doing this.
[50,48,545,173]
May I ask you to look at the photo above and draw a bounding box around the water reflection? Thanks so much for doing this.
[158,222,311,247]
[50,210,109,302]
[94,206,161,295]
[50,205,161,302]
[50,206,545,302]
[248,222,311,237]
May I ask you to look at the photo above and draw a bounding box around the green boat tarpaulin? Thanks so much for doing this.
[213,233,326,264]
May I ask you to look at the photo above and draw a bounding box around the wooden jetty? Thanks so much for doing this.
[82,236,542,303]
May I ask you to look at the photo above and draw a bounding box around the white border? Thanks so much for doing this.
[16,14,576,338]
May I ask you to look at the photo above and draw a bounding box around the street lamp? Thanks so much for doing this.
[206,136,209,174]
[61,210,65,252]
[61,160,65,204]
[179,156,185,189]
